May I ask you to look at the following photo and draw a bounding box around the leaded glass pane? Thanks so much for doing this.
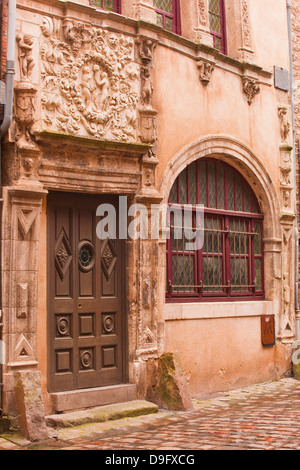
[92,0,102,6]
[208,161,216,208]
[227,169,234,211]
[214,36,222,51]
[244,186,251,212]
[165,16,173,32]
[104,0,114,10]
[156,13,164,28]
[254,223,262,255]
[210,15,221,34]
[154,0,173,13]
[203,256,223,291]
[169,181,177,204]
[209,0,221,15]
[231,256,248,291]
[217,164,225,209]
[255,258,262,290]
[189,162,197,205]
[236,177,243,211]
[204,218,222,254]
[229,219,248,255]
[172,254,195,292]
[179,168,187,204]
[199,161,207,206]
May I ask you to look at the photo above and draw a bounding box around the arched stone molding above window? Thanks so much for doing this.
[160,136,280,236]
[159,136,295,336]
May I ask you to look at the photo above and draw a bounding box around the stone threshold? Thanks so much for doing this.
[50,384,138,413]
[46,400,158,429]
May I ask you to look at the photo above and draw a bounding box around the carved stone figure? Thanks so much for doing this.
[16,33,35,82]
[278,106,291,142]
[141,65,153,107]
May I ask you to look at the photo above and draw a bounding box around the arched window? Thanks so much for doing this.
[208,0,226,54]
[153,0,181,35]
[166,158,264,302]
[90,0,121,14]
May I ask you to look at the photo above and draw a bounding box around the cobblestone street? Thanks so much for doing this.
[1,377,300,451]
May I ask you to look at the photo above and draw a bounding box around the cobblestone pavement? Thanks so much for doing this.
[1,378,300,451]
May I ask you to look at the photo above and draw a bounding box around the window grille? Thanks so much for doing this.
[166,159,264,302]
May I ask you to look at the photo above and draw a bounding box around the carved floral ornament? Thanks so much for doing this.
[40,18,141,143]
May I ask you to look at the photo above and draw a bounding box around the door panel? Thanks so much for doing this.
[48,193,125,393]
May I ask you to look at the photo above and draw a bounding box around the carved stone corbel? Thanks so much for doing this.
[242,76,260,104]
[197,59,215,86]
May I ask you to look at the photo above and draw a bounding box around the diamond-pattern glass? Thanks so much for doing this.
[209,0,220,15]
[227,169,235,211]
[255,259,262,290]
[154,0,173,13]
[204,218,222,254]
[209,14,221,34]
[199,161,207,206]
[236,177,243,211]
[244,186,251,212]
[254,223,262,255]
[169,181,178,203]
[189,162,197,205]
[208,161,216,208]
[172,254,194,292]
[217,164,225,209]
[179,168,188,204]
[203,256,222,291]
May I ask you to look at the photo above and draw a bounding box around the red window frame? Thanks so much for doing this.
[153,0,181,35]
[208,0,227,55]
[89,0,121,14]
[166,159,264,303]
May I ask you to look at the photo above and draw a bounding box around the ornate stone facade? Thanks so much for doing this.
[0,0,296,427]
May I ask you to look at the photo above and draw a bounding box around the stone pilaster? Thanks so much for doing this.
[193,0,214,47]
[2,185,47,414]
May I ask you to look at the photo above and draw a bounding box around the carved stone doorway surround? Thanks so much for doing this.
[1,129,164,415]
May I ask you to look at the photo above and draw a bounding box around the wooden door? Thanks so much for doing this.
[48,192,126,393]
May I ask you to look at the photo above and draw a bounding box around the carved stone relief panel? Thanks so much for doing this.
[40,17,140,143]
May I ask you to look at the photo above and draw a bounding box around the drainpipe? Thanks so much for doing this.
[286,0,300,340]
[0,0,16,413]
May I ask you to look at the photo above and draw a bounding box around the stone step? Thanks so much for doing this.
[46,400,158,429]
[50,384,137,413]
